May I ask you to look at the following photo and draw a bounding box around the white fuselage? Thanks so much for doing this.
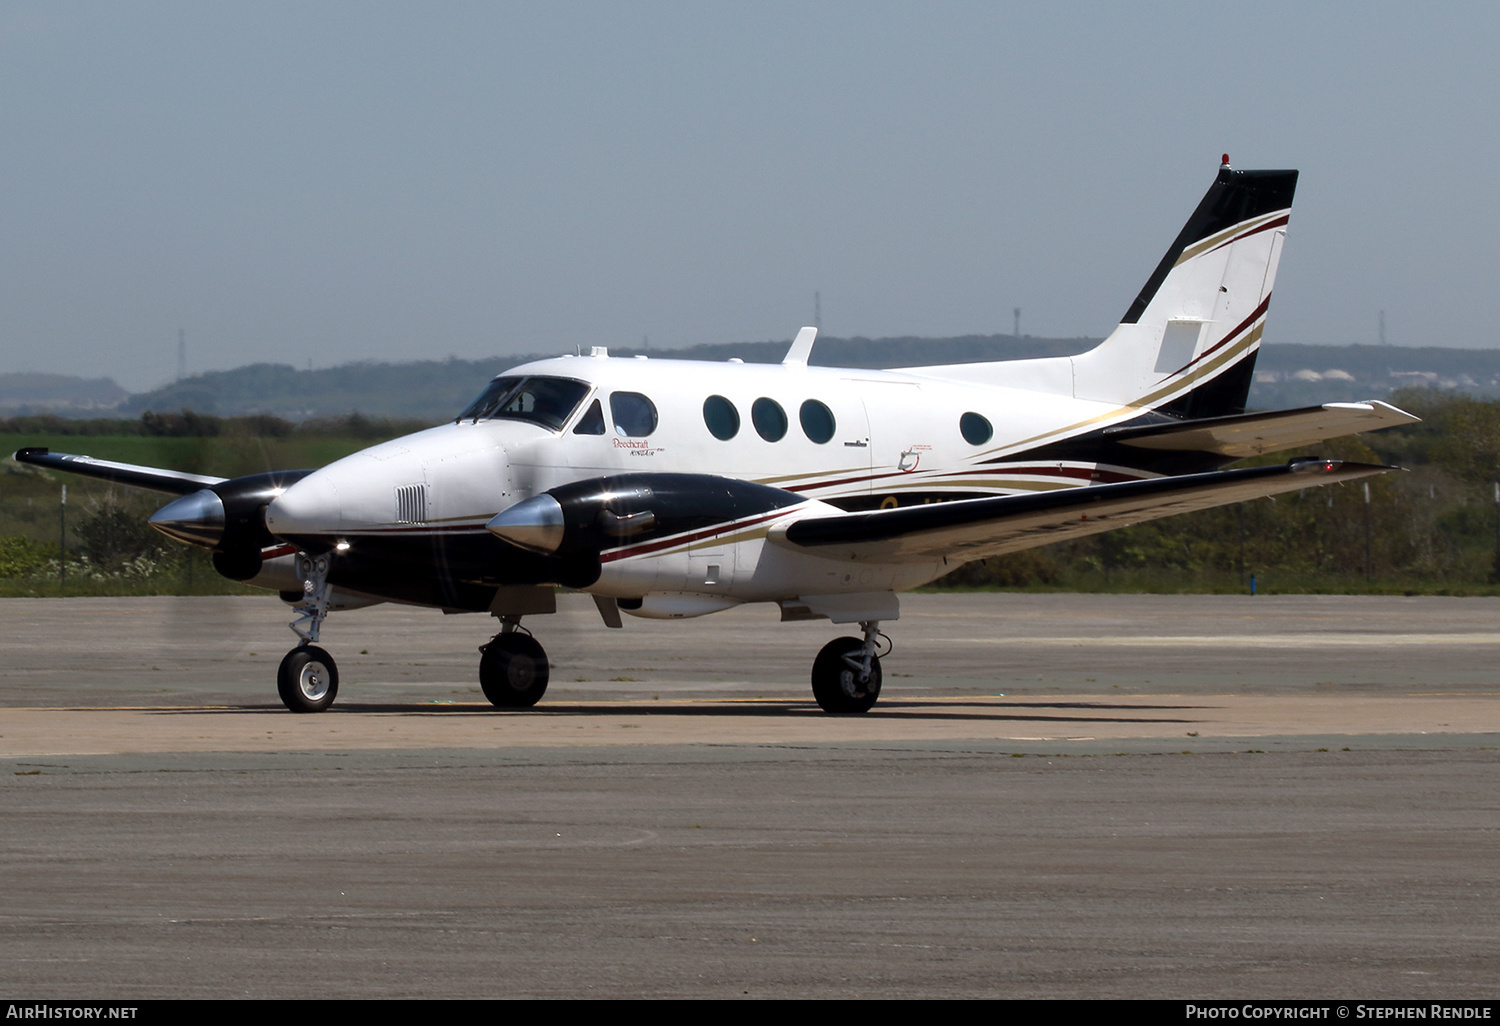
[264,351,1140,617]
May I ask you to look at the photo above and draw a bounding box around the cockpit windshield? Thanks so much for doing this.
[456,376,591,431]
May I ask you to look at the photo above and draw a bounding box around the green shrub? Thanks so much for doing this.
[0,536,54,578]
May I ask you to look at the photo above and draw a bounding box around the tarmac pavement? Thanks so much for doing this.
[2,593,1497,998]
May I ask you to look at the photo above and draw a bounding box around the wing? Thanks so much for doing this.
[772,459,1393,563]
[1104,401,1418,459]
[12,447,227,495]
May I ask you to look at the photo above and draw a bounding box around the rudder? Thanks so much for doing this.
[1071,160,1298,416]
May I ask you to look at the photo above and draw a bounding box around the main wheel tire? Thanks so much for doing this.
[480,633,550,708]
[811,637,882,714]
[277,645,339,713]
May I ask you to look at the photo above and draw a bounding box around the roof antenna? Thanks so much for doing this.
[1220,153,1232,169]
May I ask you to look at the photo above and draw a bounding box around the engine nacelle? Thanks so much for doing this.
[486,473,802,559]
[150,469,315,581]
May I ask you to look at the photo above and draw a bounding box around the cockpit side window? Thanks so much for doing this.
[456,376,590,431]
[572,398,606,435]
[610,392,659,437]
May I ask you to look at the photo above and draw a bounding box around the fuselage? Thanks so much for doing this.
[261,350,1176,613]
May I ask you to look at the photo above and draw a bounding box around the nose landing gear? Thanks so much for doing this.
[276,553,339,713]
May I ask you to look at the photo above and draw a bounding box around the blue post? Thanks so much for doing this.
[1250,573,1257,596]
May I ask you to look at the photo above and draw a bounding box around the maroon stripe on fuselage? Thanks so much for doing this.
[945,465,1146,484]
[599,509,790,563]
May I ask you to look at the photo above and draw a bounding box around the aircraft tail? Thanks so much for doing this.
[1070,159,1297,416]
[899,160,1297,416]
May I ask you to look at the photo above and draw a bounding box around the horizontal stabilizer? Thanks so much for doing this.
[1104,401,1418,458]
[11,447,227,495]
[773,459,1393,563]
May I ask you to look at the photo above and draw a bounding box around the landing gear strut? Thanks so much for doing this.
[810,620,887,714]
[277,553,339,713]
[480,616,550,708]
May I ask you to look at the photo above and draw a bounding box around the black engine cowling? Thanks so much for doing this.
[488,473,804,560]
[150,469,315,581]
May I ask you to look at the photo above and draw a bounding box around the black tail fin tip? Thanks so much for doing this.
[1123,167,1299,325]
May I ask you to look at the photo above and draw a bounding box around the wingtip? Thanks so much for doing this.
[1287,457,1400,476]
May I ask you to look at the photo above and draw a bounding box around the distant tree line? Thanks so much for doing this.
[2,410,433,440]
[7,388,1500,596]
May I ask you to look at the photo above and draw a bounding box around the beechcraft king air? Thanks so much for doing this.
[15,158,1417,713]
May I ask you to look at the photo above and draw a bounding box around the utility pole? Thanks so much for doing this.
[1236,503,1246,587]
[1492,482,1499,582]
[1013,307,1021,338]
[1363,481,1372,580]
[59,485,66,589]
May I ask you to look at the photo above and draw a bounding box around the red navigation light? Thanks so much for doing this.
[1221,153,1231,166]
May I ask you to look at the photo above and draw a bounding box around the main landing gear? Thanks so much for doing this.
[479,616,550,708]
[810,620,888,714]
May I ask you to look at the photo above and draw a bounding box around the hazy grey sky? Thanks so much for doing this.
[3,1,1496,391]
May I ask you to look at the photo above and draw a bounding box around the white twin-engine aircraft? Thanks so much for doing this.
[16,159,1416,714]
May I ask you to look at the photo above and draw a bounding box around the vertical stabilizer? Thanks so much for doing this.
[1071,161,1297,416]
[783,326,817,366]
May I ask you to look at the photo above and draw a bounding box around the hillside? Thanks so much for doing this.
[0,373,129,415]
[114,335,1098,422]
[10,336,1500,421]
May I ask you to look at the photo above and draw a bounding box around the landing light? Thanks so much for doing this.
[335,539,351,553]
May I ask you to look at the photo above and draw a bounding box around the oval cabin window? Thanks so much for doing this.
[960,412,993,445]
[799,400,836,444]
[703,395,740,440]
[752,398,788,442]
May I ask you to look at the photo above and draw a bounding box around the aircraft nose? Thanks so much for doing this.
[148,488,225,549]
[265,473,341,538]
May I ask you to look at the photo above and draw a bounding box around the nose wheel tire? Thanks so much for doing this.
[277,645,339,713]
[480,633,550,708]
[811,637,882,714]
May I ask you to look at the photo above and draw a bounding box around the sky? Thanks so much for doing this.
[2,1,1497,392]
